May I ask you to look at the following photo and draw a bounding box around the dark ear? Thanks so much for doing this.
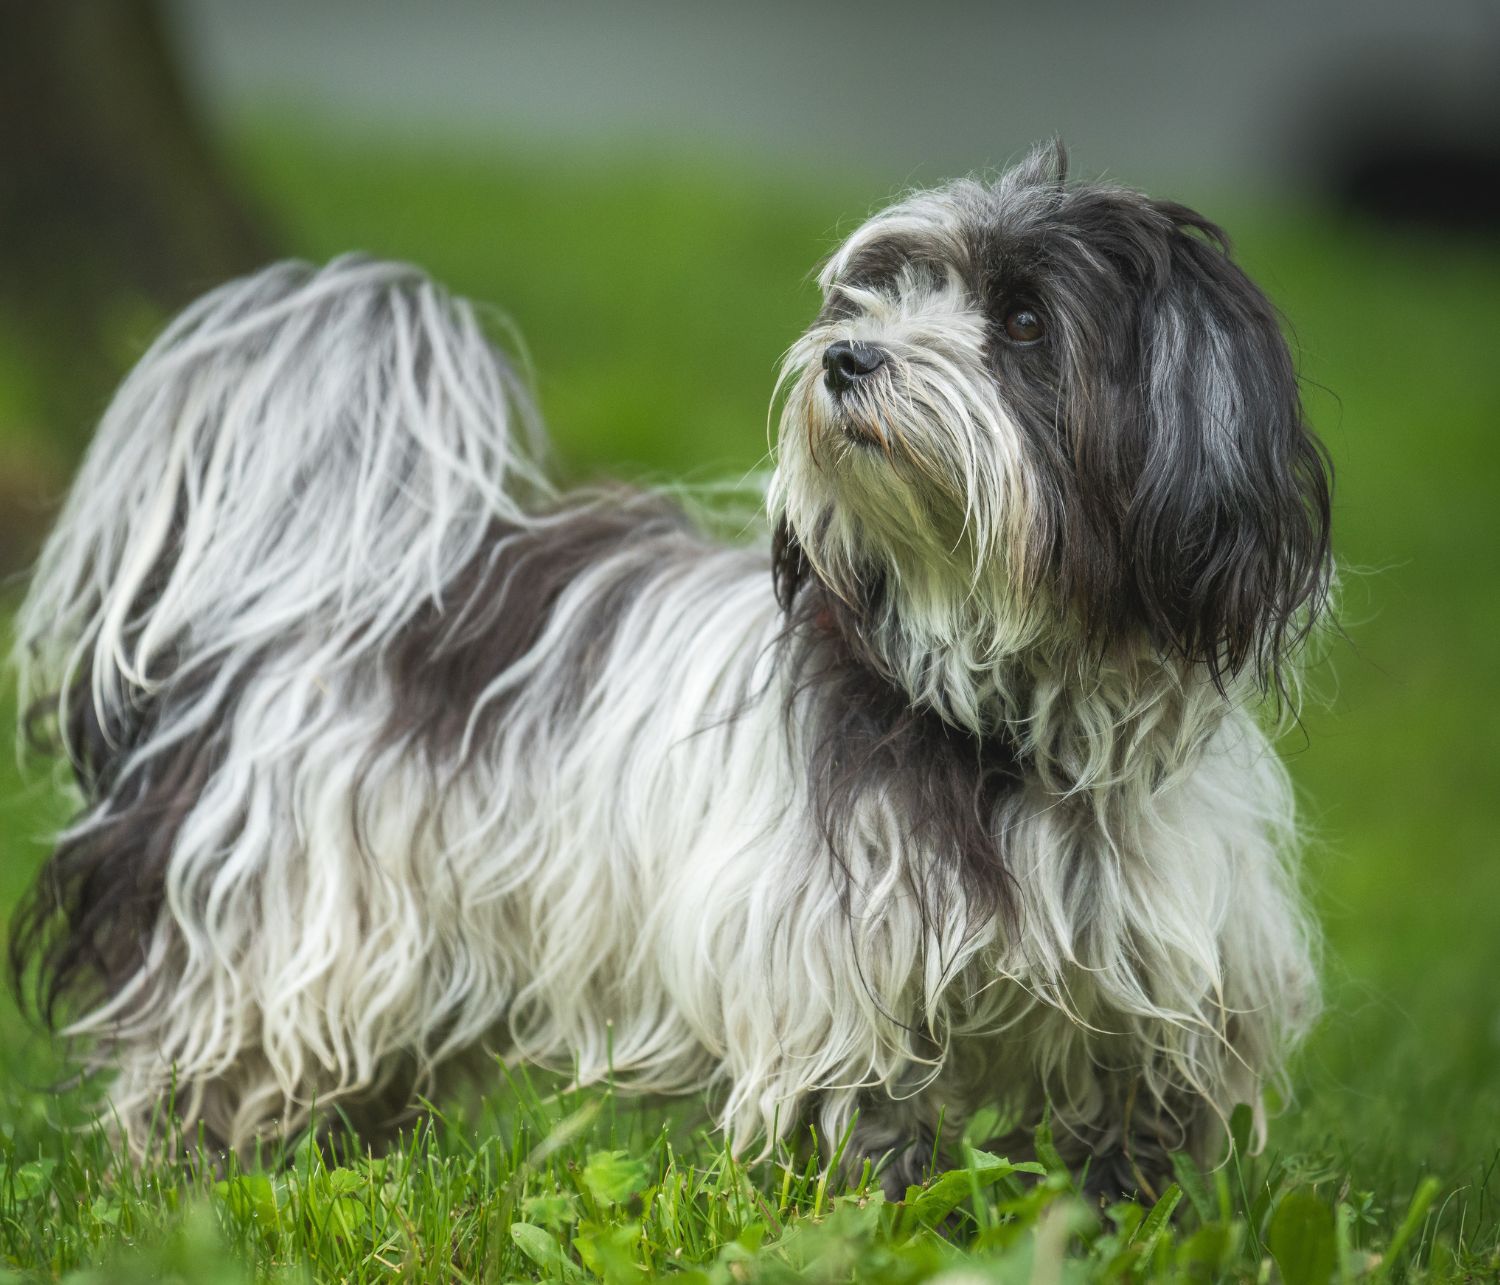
[771,516,809,611]
[1124,207,1332,692]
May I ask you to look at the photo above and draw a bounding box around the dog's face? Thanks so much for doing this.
[773,145,1332,702]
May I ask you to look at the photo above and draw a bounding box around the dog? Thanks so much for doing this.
[10,143,1331,1199]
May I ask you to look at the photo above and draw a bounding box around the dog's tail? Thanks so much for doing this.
[19,257,550,761]
[10,258,551,1136]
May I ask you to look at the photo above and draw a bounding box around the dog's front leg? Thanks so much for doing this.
[838,1090,949,1199]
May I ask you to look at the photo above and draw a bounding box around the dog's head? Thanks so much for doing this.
[772,144,1332,720]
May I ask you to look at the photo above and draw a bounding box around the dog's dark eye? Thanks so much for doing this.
[1003,307,1045,344]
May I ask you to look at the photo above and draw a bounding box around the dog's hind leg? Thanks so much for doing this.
[10,257,550,1156]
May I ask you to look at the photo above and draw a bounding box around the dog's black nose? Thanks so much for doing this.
[822,340,886,393]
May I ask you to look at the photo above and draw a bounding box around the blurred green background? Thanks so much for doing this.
[2,0,1498,1236]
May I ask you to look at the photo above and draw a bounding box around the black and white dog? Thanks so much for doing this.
[12,144,1331,1197]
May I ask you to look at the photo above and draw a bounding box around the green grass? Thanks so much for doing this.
[2,124,1498,1280]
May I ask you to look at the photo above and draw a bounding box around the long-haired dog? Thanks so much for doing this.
[10,145,1331,1198]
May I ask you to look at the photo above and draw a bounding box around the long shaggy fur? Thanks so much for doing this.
[12,146,1330,1196]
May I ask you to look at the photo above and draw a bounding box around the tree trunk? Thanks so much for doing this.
[0,0,273,569]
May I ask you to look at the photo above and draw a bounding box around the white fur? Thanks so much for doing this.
[17,238,1317,1177]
